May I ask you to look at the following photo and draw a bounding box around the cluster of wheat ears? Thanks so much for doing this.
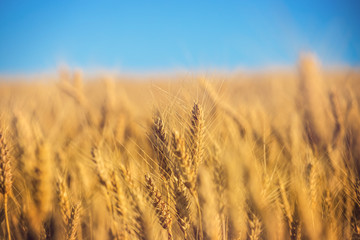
[0,56,360,240]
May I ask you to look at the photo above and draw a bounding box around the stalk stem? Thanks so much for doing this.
[4,194,11,240]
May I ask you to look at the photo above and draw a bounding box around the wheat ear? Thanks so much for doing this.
[171,131,193,189]
[56,176,71,225]
[248,213,262,240]
[188,102,204,181]
[0,132,12,240]
[187,102,205,240]
[152,116,173,181]
[145,174,173,240]
[173,177,191,239]
[67,203,81,240]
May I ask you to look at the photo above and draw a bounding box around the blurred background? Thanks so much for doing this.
[0,0,359,74]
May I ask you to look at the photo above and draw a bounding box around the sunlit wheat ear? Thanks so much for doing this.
[32,142,52,220]
[145,174,173,240]
[278,178,299,238]
[187,102,205,240]
[91,147,109,187]
[306,161,320,210]
[152,116,172,181]
[171,131,193,188]
[185,102,204,193]
[91,147,113,214]
[248,213,262,240]
[56,176,71,225]
[0,131,12,240]
[173,176,191,239]
[108,170,127,239]
[67,203,81,240]
[0,132,12,197]
[109,170,124,217]
[278,178,303,240]
[189,102,204,164]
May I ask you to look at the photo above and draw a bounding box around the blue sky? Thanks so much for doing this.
[0,0,359,73]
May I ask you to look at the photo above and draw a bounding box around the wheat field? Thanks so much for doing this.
[0,56,360,240]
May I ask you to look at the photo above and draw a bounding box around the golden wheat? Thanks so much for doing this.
[0,60,359,239]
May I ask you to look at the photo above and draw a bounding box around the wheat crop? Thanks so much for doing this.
[0,55,360,239]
